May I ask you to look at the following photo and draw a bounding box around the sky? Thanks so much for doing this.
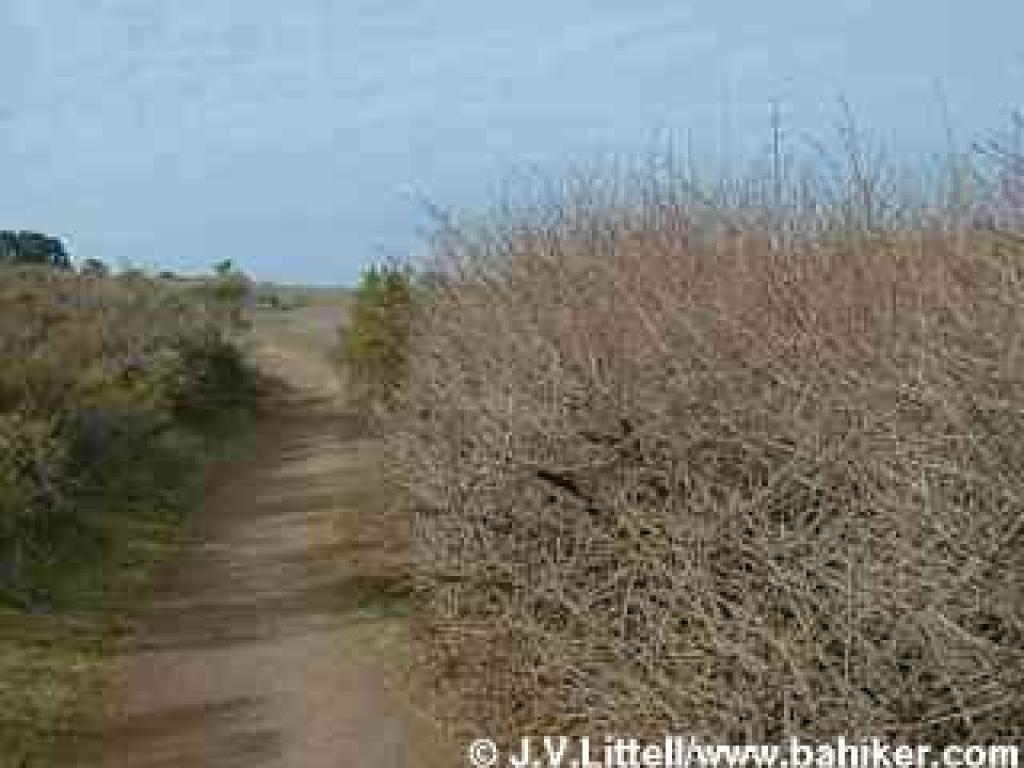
[1,2,1022,284]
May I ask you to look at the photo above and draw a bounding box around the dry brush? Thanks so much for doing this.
[392,146,1024,741]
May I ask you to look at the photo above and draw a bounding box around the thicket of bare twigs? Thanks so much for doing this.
[393,122,1024,742]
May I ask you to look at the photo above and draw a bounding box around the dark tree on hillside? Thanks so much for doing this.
[0,231,72,269]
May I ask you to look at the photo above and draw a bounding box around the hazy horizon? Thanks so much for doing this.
[2,1,1022,284]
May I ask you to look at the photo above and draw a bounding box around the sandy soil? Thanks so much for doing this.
[102,309,448,767]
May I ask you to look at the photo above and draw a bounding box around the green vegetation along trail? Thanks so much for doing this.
[102,308,443,767]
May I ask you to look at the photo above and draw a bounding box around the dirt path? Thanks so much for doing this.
[102,312,444,767]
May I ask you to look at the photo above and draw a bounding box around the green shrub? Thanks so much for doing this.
[0,267,255,606]
[339,263,413,405]
[205,260,252,329]
[0,264,258,763]
[0,412,70,609]
[166,330,256,427]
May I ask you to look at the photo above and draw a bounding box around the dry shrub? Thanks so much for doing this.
[393,152,1024,741]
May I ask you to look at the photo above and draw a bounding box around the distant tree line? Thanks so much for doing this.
[0,231,72,270]
[0,230,250,286]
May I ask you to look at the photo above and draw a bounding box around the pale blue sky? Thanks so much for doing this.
[2,2,1021,283]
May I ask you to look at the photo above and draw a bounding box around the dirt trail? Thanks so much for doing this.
[103,310,444,768]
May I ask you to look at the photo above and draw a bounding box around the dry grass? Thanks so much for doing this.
[392,135,1024,742]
